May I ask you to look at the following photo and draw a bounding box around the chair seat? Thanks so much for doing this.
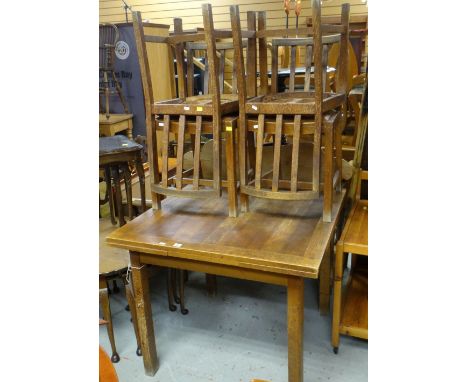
[246,92,345,115]
[156,114,237,134]
[152,94,239,116]
[100,217,129,276]
[99,136,142,157]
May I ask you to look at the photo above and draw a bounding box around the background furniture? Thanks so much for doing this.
[99,113,134,139]
[99,23,130,119]
[332,169,368,353]
[99,22,174,139]
[100,218,142,363]
[99,135,147,227]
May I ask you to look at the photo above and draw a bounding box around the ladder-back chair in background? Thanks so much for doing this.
[231,1,350,222]
[133,5,254,217]
[99,23,130,119]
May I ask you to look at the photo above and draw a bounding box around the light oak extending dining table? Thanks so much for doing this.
[106,189,346,382]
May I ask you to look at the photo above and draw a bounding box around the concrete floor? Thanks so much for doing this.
[99,269,368,381]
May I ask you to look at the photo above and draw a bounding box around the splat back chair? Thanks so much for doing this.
[133,5,254,217]
[99,23,129,118]
[230,1,350,222]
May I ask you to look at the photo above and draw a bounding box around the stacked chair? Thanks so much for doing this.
[230,1,350,222]
[118,2,354,380]
[133,3,256,313]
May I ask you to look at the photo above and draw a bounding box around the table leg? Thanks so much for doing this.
[287,277,304,382]
[332,242,344,353]
[130,252,159,375]
[319,240,332,315]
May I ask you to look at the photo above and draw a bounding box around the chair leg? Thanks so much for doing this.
[322,121,333,222]
[103,71,110,119]
[166,269,177,311]
[99,277,119,363]
[171,269,180,303]
[135,154,147,213]
[104,166,116,225]
[205,274,217,296]
[178,270,189,315]
[122,164,133,221]
[123,275,143,356]
[111,165,125,227]
[112,279,119,294]
[332,242,344,353]
[225,128,238,217]
[111,70,130,114]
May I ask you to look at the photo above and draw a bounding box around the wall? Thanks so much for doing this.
[100,0,368,29]
[100,0,368,93]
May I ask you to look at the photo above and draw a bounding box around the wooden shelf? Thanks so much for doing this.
[339,264,368,340]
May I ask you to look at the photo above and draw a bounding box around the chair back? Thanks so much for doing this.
[231,1,350,221]
[99,23,119,71]
[133,5,239,210]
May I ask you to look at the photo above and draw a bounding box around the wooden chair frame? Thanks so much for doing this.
[133,6,248,217]
[230,1,350,222]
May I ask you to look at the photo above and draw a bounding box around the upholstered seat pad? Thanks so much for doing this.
[99,136,142,156]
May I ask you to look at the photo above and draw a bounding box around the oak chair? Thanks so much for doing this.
[132,4,249,311]
[133,4,256,218]
[230,1,350,222]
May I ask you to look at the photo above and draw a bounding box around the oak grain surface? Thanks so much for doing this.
[107,190,345,278]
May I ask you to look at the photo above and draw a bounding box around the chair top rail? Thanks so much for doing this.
[271,35,340,47]
[187,39,247,51]
[257,27,343,39]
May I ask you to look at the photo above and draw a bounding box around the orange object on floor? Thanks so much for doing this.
[99,346,118,382]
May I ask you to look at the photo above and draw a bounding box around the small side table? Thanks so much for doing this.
[99,113,133,139]
[332,170,368,354]
[99,135,146,226]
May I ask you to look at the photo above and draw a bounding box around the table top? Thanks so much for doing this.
[106,190,346,278]
[99,113,133,124]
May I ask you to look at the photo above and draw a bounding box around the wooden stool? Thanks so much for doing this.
[100,219,142,363]
[99,135,147,227]
[99,113,134,139]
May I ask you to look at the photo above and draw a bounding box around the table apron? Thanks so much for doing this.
[137,252,292,286]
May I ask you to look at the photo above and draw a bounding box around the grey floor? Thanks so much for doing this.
[99,270,367,382]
